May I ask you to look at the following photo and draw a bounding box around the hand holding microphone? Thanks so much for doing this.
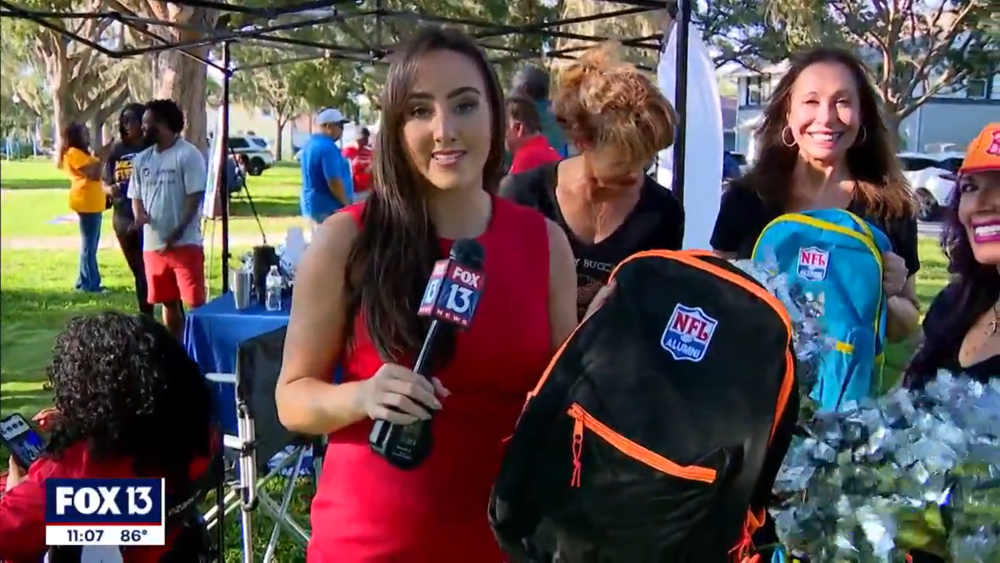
[369,238,485,470]
[356,364,450,425]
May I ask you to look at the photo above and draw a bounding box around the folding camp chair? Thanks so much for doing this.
[201,326,324,563]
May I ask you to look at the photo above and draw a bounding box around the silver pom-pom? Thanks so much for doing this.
[771,373,1000,561]
[732,258,999,561]
[732,258,828,417]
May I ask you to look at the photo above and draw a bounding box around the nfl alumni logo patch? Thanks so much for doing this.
[797,246,830,282]
[661,304,718,362]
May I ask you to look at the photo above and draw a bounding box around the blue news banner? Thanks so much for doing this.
[45,478,166,547]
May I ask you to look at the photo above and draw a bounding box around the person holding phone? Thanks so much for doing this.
[0,312,215,563]
[0,409,56,496]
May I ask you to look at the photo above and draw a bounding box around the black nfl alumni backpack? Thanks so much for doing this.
[489,250,799,562]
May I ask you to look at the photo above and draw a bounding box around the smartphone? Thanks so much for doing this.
[0,413,45,469]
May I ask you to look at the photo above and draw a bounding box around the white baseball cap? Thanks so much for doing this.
[315,108,349,126]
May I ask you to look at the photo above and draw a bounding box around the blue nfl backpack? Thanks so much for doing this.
[752,209,891,412]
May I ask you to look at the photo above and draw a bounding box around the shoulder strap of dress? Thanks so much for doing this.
[339,201,366,228]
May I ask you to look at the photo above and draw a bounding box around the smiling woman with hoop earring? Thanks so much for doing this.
[711,46,921,345]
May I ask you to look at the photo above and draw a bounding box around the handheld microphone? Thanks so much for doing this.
[369,238,486,470]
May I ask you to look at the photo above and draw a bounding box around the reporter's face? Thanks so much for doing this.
[957,171,1000,265]
[401,49,492,192]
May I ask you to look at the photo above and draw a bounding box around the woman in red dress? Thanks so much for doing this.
[275,27,579,562]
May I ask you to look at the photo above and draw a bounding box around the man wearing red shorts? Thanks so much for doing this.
[128,99,208,338]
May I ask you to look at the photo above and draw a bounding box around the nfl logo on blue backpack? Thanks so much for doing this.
[752,209,891,412]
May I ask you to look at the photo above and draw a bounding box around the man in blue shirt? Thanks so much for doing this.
[300,108,354,230]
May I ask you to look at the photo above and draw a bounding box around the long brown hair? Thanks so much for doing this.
[741,47,915,219]
[58,122,90,166]
[344,27,506,362]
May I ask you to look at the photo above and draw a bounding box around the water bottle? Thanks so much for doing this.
[265,265,283,311]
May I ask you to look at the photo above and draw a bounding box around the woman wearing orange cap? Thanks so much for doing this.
[901,124,998,563]
[904,123,1000,390]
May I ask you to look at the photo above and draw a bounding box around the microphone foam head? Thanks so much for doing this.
[449,238,484,268]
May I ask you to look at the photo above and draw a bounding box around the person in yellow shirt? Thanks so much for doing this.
[59,122,107,292]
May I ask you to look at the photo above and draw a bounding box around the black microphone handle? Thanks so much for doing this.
[368,318,447,470]
[411,318,444,378]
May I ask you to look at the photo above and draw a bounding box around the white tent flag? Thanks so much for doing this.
[656,21,724,251]
[203,106,226,219]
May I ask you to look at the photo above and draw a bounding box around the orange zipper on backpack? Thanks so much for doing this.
[567,403,718,487]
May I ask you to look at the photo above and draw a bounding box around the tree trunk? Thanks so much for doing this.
[275,119,286,161]
[882,110,904,151]
[44,43,78,163]
[151,6,218,152]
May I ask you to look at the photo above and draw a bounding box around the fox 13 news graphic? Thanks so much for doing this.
[416,256,485,327]
[370,238,486,470]
[45,478,166,547]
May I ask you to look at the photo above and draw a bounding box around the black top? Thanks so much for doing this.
[500,162,684,317]
[710,183,921,277]
[102,141,146,217]
[914,283,1000,381]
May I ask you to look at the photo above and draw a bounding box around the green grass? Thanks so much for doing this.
[0,158,305,239]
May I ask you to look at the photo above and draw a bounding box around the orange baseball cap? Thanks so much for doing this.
[959,123,1000,174]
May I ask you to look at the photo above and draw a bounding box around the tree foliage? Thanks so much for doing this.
[554,0,661,73]
[714,0,997,121]
[227,41,360,157]
[2,0,131,146]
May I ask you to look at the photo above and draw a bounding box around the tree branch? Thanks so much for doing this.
[897,67,970,121]
[898,1,978,108]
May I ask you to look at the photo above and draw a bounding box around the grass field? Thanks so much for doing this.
[0,158,304,240]
[0,157,953,561]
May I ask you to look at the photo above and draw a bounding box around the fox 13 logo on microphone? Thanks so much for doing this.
[44,478,166,547]
[418,260,485,328]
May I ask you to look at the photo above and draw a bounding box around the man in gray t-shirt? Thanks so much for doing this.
[127,99,208,338]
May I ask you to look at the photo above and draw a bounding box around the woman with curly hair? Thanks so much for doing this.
[59,122,107,293]
[500,43,684,319]
[905,124,1000,388]
[711,47,922,344]
[0,312,215,563]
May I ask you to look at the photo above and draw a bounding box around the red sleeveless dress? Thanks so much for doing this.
[308,195,553,562]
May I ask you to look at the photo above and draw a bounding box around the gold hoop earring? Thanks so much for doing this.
[856,126,868,145]
[781,126,797,148]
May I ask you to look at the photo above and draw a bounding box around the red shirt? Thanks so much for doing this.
[307,196,553,562]
[0,441,211,563]
[509,135,562,175]
[342,143,373,193]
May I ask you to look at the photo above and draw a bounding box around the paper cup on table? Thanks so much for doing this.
[231,269,253,310]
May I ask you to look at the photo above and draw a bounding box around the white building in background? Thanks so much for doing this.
[731,61,1000,160]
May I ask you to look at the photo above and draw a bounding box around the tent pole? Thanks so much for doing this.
[220,40,232,293]
[671,0,691,207]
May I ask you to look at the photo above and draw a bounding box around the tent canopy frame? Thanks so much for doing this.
[0,0,693,293]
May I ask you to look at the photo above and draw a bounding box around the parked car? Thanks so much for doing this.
[898,151,963,221]
[723,151,743,182]
[228,134,275,176]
